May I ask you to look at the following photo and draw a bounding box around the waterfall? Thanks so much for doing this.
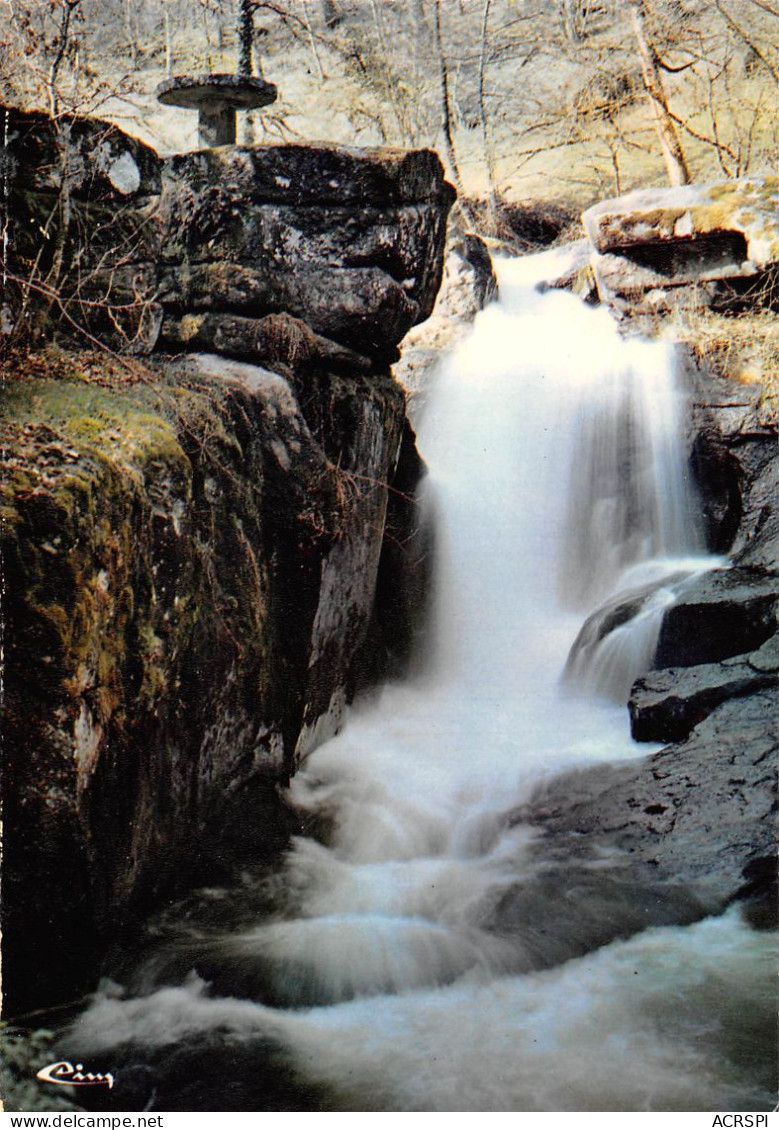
[66,250,773,1114]
[557,332,704,611]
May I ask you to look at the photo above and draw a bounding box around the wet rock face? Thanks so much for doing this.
[654,568,778,668]
[687,369,779,573]
[630,657,778,744]
[517,687,777,916]
[393,228,497,420]
[631,356,779,745]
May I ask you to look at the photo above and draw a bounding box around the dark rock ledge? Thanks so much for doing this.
[2,106,455,365]
[510,686,776,920]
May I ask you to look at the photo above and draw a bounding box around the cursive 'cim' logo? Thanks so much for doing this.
[36,1061,115,1089]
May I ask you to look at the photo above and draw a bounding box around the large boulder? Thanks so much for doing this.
[157,145,454,362]
[2,107,455,364]
[2,107,161,198]
[584,179,778,265]
[654,567,779,668]
[581,177,778,311]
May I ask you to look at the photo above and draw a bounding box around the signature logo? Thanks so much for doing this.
[36,1061,115,1090]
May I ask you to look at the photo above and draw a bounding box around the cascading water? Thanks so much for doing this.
[557,326,704,611]
[66,250,774,1113]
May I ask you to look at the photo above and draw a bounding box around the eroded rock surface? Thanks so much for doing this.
[582,177,778,314]
[630,659,777,743]
[2,107,454,364]
[1,108,452,1015]
[689,365,779,572]
[515,688,776,915]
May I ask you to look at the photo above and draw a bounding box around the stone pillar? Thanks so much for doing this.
[199,103,237,147]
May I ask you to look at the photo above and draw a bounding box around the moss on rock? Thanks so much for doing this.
[2,344,422,1016]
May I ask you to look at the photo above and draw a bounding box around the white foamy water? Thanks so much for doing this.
[73,910,775,1111]
[70,249,771,1112]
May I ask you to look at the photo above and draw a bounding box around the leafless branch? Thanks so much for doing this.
[714,0,779,84]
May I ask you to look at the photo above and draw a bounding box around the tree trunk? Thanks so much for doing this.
[239,0,254,77]
[123,0,138,69]
[412,0,429,86]
[369,0,387,55]
[302,0,325,81]
[433,0,473,222]
[164,4,172,77]
[48,0,81,116]
[630,1,691,186]
[477,0,499,229]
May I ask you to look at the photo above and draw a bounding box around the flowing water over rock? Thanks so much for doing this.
[65,251,774,1113]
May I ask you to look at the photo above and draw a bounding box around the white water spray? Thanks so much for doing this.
[73,910,775,1112]
[70,250,770,1112]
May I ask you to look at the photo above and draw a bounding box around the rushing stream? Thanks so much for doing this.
[66,251,775,1112]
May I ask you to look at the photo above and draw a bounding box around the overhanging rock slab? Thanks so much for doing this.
[582,177,778,303]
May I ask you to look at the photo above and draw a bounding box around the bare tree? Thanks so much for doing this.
[477,0,499,224]
[47,0,84,115]
[432,0,470,213]
[239,0,254,75]
[630,1,691,185]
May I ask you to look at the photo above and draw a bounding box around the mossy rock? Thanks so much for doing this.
[1,344,419,1018]
[583,176,779,267]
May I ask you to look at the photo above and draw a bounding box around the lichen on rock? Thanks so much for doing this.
[581,176,778,318]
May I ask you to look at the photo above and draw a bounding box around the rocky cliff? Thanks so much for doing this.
[1,107,453,1015]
